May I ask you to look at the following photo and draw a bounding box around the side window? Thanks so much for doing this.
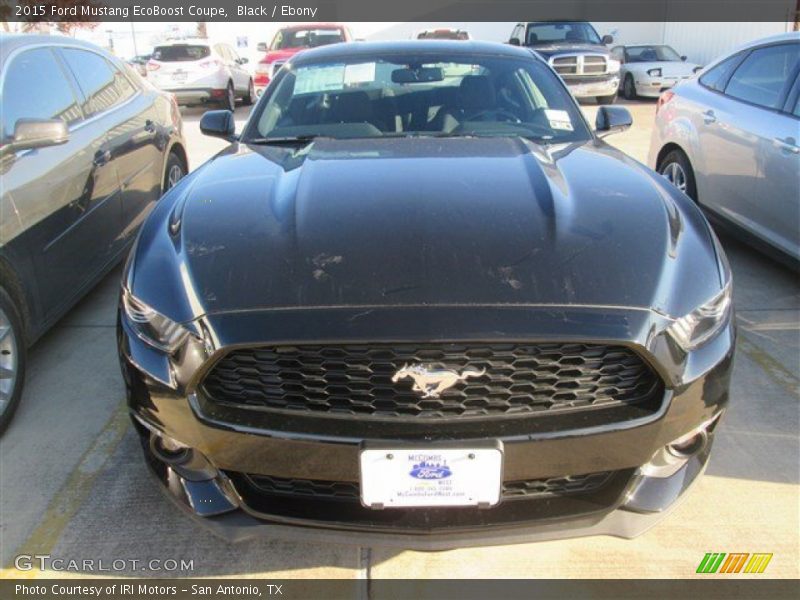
[61,48,136,117]
[1,47,82,140]
[699,53,743,92]
[227,45,240,62]
[511,25,522,42]
[724,43,800,109]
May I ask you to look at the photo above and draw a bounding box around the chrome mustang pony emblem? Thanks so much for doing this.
[391,364,487,399]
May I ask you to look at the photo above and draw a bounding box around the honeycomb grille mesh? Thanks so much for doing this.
[243,471,614,501]
[202,342,661,420]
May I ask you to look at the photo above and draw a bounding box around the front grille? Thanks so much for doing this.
[550,54,608,76]
[243,471,615,502]
[202,342,662,420]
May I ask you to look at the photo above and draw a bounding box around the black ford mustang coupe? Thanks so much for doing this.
[118,41,734,548]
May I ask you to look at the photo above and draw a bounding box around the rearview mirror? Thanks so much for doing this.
[391,67,444,84]
[256,42,268,52]
[200,110,236,141]
[509,38,521,46]
[601,34,614,45]
[595,106,632,138]
[2,118,69,156]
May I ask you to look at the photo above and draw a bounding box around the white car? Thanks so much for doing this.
[146,39,255,110]
[611,45,700,99]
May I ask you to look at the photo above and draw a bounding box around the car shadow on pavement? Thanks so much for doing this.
[704,231,800,486]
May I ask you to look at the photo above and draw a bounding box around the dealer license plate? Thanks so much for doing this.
[360,446,503,508]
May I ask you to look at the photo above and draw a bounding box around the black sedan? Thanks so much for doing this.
[0,35,187,433]
[118,41,734,548]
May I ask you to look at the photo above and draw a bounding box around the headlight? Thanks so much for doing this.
[667,282,732,350]
[607,58,621,73]
[647,68,662,77]
[123,290,191,353]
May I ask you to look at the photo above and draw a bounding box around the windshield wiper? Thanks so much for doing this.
[245,135,323,146]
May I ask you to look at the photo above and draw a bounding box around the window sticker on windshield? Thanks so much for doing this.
[544,109,574,131]
[344,62,376,84]
[294,65,345,94]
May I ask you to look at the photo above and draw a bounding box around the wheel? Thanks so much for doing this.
[163,151,186,194]
[596,93,617,105]
[623,74,637,100]
[221,81,235,112]
[659,149,697,200]
[243,79,255,106]
[0,286,25,435]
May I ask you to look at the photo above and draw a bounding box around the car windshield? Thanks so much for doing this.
[271,28,345,50]
[246,52,591,144]
[526,22,601,46]
[152,45,210,62]
[626,45,682,62]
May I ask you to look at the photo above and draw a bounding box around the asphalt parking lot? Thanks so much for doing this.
[1,99,798,580]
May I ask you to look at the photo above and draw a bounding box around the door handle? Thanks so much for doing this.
[93,149,111,166]
[144,119,156,133]
[774,137,800,154]
[702,110,716,124]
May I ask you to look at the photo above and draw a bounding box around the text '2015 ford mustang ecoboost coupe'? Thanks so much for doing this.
[118,41,734,549]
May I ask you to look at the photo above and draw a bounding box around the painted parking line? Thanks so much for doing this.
[1,401,129,579]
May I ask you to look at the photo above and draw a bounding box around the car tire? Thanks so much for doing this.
[623,74,637,100]
[596,93,617,105]
[243,79,255,106]
[658,149,698,201]
[221,81,236,112]
[163,151,186,194]
[0,285,26,436]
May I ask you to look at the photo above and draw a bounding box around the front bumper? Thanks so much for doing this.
[119,305,734,548]
[564,75,620,99]
[635,77,691,98]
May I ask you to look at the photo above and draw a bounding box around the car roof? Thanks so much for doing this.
[292,40,539,64]
[279,23,345,31]
[702,31,799,71]
[154,39,213,47]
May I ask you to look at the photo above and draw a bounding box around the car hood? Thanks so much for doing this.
[627,61,699,76]
[530,43,610,59]
[262,48,303,62]
[132,137,721,321]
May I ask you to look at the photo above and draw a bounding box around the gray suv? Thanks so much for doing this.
[509,22,620,104]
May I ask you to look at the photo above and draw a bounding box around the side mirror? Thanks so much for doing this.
[2,118,69,155]
[595,106,632,138]
[681,55,687,61]
[509,37,521,47]
[237,57,249,65]
[256,42,268,52]
[602,34,614,45]
[200,110,236,141]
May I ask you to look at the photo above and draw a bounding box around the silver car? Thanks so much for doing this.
[649,32,800,265]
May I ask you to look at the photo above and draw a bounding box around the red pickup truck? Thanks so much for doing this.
[254,24,352,96]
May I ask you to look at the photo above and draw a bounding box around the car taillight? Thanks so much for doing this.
[146,61,160,71]
[656,90,675,115]
[199,59,221,69]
